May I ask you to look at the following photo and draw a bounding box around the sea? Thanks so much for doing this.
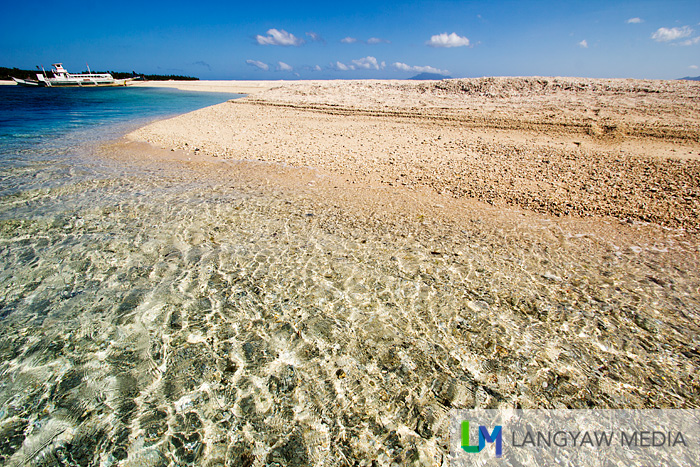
[0,84,698,466]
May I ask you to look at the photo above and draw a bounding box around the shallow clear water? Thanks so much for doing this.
[0,86,243,198]
[0,86,698,466]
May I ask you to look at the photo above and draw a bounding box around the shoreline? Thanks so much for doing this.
[130,77,700,232]
[111,136,699,250]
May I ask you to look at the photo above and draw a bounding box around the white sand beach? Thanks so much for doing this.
[131,77,700,231]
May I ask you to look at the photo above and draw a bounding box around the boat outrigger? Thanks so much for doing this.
[12,63,128,87]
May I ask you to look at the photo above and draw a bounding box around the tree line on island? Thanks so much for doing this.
[0,67,198,82]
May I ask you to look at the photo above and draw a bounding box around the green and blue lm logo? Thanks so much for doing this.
[462,420,503,458]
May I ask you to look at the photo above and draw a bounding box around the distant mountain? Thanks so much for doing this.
[679,76,700,81]
[409,72,453,80]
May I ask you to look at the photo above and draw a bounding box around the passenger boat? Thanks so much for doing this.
[12,63,127,87]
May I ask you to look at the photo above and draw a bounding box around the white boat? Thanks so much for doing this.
[12,77,41,86]
[12,63,127,87]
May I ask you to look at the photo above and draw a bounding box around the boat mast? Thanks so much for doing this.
[40,65,51,87]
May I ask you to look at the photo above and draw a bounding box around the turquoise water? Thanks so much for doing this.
[0,86,240,149]
[0,86,242,196]
[0,85,698,466]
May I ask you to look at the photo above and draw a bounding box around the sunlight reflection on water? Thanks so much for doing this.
[0,135,698,465]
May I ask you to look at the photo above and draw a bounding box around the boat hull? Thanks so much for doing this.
[12,77,128,87]
[43,80,127,87]
[12,77,41,87]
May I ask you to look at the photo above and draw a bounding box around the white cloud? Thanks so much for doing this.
[679,36,700,46]
[246,60,269,71]
[351,56,384,70]
[331,57,384,71]
[578,39,588,48]
[367,37,390,44]
[333,61,351,71]
[690,65,699,69]
[256,29,304,46]
[277,61,293,71]
[626,17,643,24]
[392,62,412,72]
[306,31,324,42]
[341,37,358,44]
[651,26,693,42]
[392,62,449,75]
[313,65,322,71]
[426,32,470,48]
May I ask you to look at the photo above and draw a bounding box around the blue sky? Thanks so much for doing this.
[1,0,699,80]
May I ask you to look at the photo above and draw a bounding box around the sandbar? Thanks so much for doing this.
[131,77,700,231]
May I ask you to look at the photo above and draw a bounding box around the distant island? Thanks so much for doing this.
[409,72,453,80]
[0,66,199,82]
[679,76,700,81]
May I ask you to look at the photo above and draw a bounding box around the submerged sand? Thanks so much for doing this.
[131,77,700,232]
